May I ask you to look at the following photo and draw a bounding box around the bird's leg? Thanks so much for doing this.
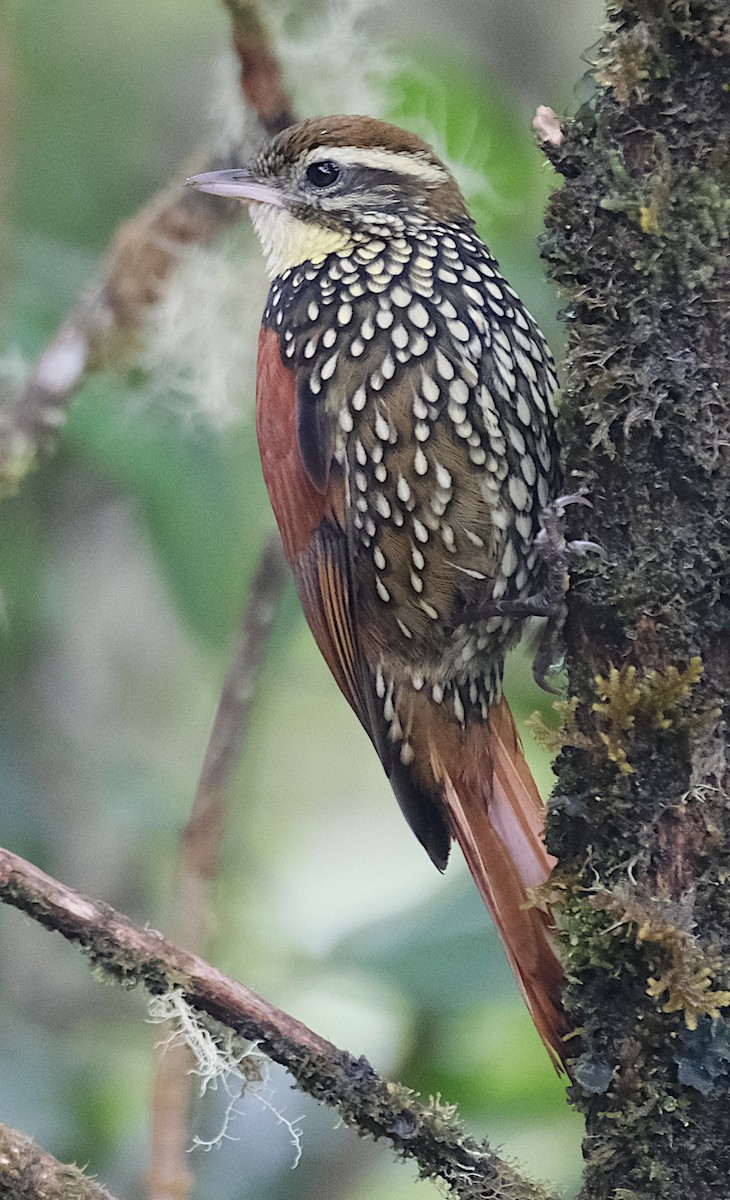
[458,492,604,690]
[461,492,601,620]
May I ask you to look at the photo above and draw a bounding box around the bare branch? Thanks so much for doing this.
[0,165,242,495]
[0,1122,118,1200]
[190,532,288,834]
[224,0,298,134]
[142,6,299,1184]
[0,848,558,1200]
[0,0,297,492]
[148,532,289,1200]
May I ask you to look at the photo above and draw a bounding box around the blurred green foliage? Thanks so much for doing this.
[65,382,264,646]
[0,3,588,1199]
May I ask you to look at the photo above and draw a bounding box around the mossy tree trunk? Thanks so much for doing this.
[541,1,730,1196]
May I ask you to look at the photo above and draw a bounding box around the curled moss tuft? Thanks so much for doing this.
[592,658,704,772]
[591,887,730,1028]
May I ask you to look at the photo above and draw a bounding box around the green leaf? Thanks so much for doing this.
[388,60,547,237]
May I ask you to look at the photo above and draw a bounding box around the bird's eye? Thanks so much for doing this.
[305,160,341,188]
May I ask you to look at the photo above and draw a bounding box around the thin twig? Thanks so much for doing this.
[147,532,289,1200]
[0,848,559,1200]
[0,166,246,493]
[0,0,298,493]
[145,3,298,1192]
[0,1122,118,1200]
[189,533,289,831]
[224,0,298,133]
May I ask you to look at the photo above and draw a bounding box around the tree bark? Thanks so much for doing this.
[541,1,730,1196]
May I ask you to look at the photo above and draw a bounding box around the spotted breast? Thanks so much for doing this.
[264,217,557,725]
[190,114,568,1067]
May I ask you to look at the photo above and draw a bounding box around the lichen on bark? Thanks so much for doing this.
[540,0,730,1195]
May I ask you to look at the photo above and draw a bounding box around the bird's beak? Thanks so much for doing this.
[186,169,284,207]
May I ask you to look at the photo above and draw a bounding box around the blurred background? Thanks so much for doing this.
[0,2,602,1197]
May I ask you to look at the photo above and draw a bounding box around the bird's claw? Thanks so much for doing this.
[550,489,592,513]
[532,643,566,694]
[566,537,605,559]
[528,491,604,689]
[533,491,605,571]
[456,491,603,691]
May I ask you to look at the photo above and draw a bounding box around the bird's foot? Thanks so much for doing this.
[458,491,605,691]
[530,489,604,609]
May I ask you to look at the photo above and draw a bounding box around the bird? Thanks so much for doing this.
[188,115,568,1066]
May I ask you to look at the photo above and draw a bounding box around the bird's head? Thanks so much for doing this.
[188,115,471,277]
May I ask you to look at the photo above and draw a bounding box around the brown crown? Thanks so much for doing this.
[257,115,471,223]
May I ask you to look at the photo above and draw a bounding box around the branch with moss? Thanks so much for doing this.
[0,1123,118,1200]
[0,847,557,1200]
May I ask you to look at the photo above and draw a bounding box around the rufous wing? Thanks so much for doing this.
[256,326,369,724]
[256,327,452,868]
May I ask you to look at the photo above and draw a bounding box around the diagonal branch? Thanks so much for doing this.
[188,532,289,842]
[0,1123,118,1200]
[0,847,558,1200]
[0,180,241,491]
[0,0,294,494]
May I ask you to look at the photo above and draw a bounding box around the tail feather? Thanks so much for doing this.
[430,697,568,1068]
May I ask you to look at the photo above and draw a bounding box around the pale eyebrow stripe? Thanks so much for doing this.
[302,145,449,185]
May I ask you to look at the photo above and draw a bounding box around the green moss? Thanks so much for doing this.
[590,887,730,1028]
[595,22,660,103]
[592,658,704,773]
[540,0,730,1194]
[526,696,583,753]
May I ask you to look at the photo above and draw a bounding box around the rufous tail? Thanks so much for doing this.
[431,697,568,1068]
